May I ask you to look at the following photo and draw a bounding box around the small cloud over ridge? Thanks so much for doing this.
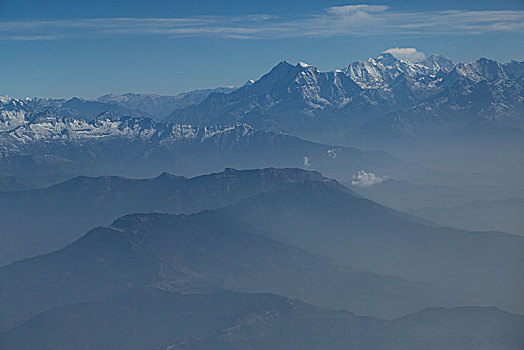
[303,156,310,167]
[384,47,426,62]
[351,170,388,187]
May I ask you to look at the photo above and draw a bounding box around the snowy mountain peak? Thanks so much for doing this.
[269,61,319,74]
[375,52,400,66]
[66,97,85,103]
[0,96,30,107]
[453,57,507,83]
[421,54,455,72]
[503,60,524,79]
[343,52,456,89]
[0,96,14,104]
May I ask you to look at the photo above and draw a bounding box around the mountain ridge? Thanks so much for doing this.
[0,110,419,186]
[2,287,522,350]
[0,167,338,264]
[0,209,462,332]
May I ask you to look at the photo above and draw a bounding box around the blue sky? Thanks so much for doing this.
[1,0,523,99]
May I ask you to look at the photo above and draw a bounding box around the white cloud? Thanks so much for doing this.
[384,47,426,62]
[1,6,524,41]
[326,5,389,15]
[0,34,65,41]
[351,170,388,187]
[327,148,338,159]
[303,156,310,167]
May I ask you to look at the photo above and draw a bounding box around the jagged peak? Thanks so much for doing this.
[452,57,507,82]
[64,96,85,103]
[274,60,293,68]
[375,52,399,65]
[263,61,297,77]
[269,60,318,73]
[423,53,453,64]
[0,95,16,104]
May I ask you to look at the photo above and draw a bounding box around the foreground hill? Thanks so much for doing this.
[2,288,522,350]
[0,211,460,332]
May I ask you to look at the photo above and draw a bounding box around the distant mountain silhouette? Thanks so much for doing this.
[410,197,524,235]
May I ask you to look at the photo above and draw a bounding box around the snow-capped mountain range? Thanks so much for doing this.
[0,85,236,125]
[168,53,524,144]
[343,53,455,89]
[0,112,249,150]
[3,53,523,143]
[1,52,523,182]
[0,109,412,186]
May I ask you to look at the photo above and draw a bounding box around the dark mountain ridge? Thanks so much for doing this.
[0,167,338,264]
[0,210,461,332]
[2,287,522,350]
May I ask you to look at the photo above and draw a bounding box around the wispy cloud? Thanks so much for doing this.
[0,34,67,41]
[1,5,524,41]
[328,5,389,13]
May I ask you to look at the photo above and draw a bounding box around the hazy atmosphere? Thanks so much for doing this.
[1,0,523,349]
